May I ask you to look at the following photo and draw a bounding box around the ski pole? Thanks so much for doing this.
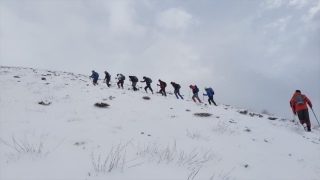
[311,108,320,126]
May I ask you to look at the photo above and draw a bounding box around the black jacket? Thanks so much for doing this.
[171,83,180,90]
[141,77,151,84]
[104,72,111,80]
[129,76,138,82]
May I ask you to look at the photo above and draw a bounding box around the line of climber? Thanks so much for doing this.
[89,70,217,106]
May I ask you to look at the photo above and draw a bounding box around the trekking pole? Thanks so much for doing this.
[310,108,320,126]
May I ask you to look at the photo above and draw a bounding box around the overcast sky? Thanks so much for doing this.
[1,0,319,122]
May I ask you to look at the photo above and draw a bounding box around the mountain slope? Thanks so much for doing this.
[0,66,319,180]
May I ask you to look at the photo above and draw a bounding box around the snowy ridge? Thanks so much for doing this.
[0,66,319,180]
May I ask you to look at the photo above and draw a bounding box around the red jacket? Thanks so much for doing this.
[290,92,312,114]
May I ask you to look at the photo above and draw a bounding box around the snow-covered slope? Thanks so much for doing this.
[1,66,319,180]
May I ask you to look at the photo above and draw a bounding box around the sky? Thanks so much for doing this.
[1,0,319,122]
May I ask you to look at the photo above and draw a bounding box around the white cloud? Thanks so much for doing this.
[104,1,146,36]
[301,0,320,21]
[156,8,193,30]
[261,0,283,9]
[264,16,292,32]
[289,0,308,8]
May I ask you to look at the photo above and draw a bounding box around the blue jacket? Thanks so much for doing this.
[203,88,213,97]
[90,72,99,79]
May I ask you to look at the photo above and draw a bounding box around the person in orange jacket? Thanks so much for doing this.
[290,90,313,131]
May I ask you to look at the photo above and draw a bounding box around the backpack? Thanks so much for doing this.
[209,87,214,95]
[163,82,167,87]
[176,84,181,89]
[134,76,138,82]
[148,78,152,83]
[294,95,304,105]
[195,85,199,93]
[121,74,125,80]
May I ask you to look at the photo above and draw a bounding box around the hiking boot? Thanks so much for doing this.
[307,126,311,132]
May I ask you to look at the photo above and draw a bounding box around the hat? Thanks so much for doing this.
[92,70,94,72]
[189,85,192,88]
[296,90,301,93]
[204,87,207,90]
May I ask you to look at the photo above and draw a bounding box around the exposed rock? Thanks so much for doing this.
[38,101,51,106]
[238,110,248,115]
[194,113,212,117]
[94,102,110,108]
[268,117,278,120]
[143,96,150,100]
[74,142,86,146]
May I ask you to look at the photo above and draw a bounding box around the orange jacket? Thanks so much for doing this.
[290,92,312,114]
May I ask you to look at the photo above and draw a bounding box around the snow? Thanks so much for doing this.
[0,66,320,180]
